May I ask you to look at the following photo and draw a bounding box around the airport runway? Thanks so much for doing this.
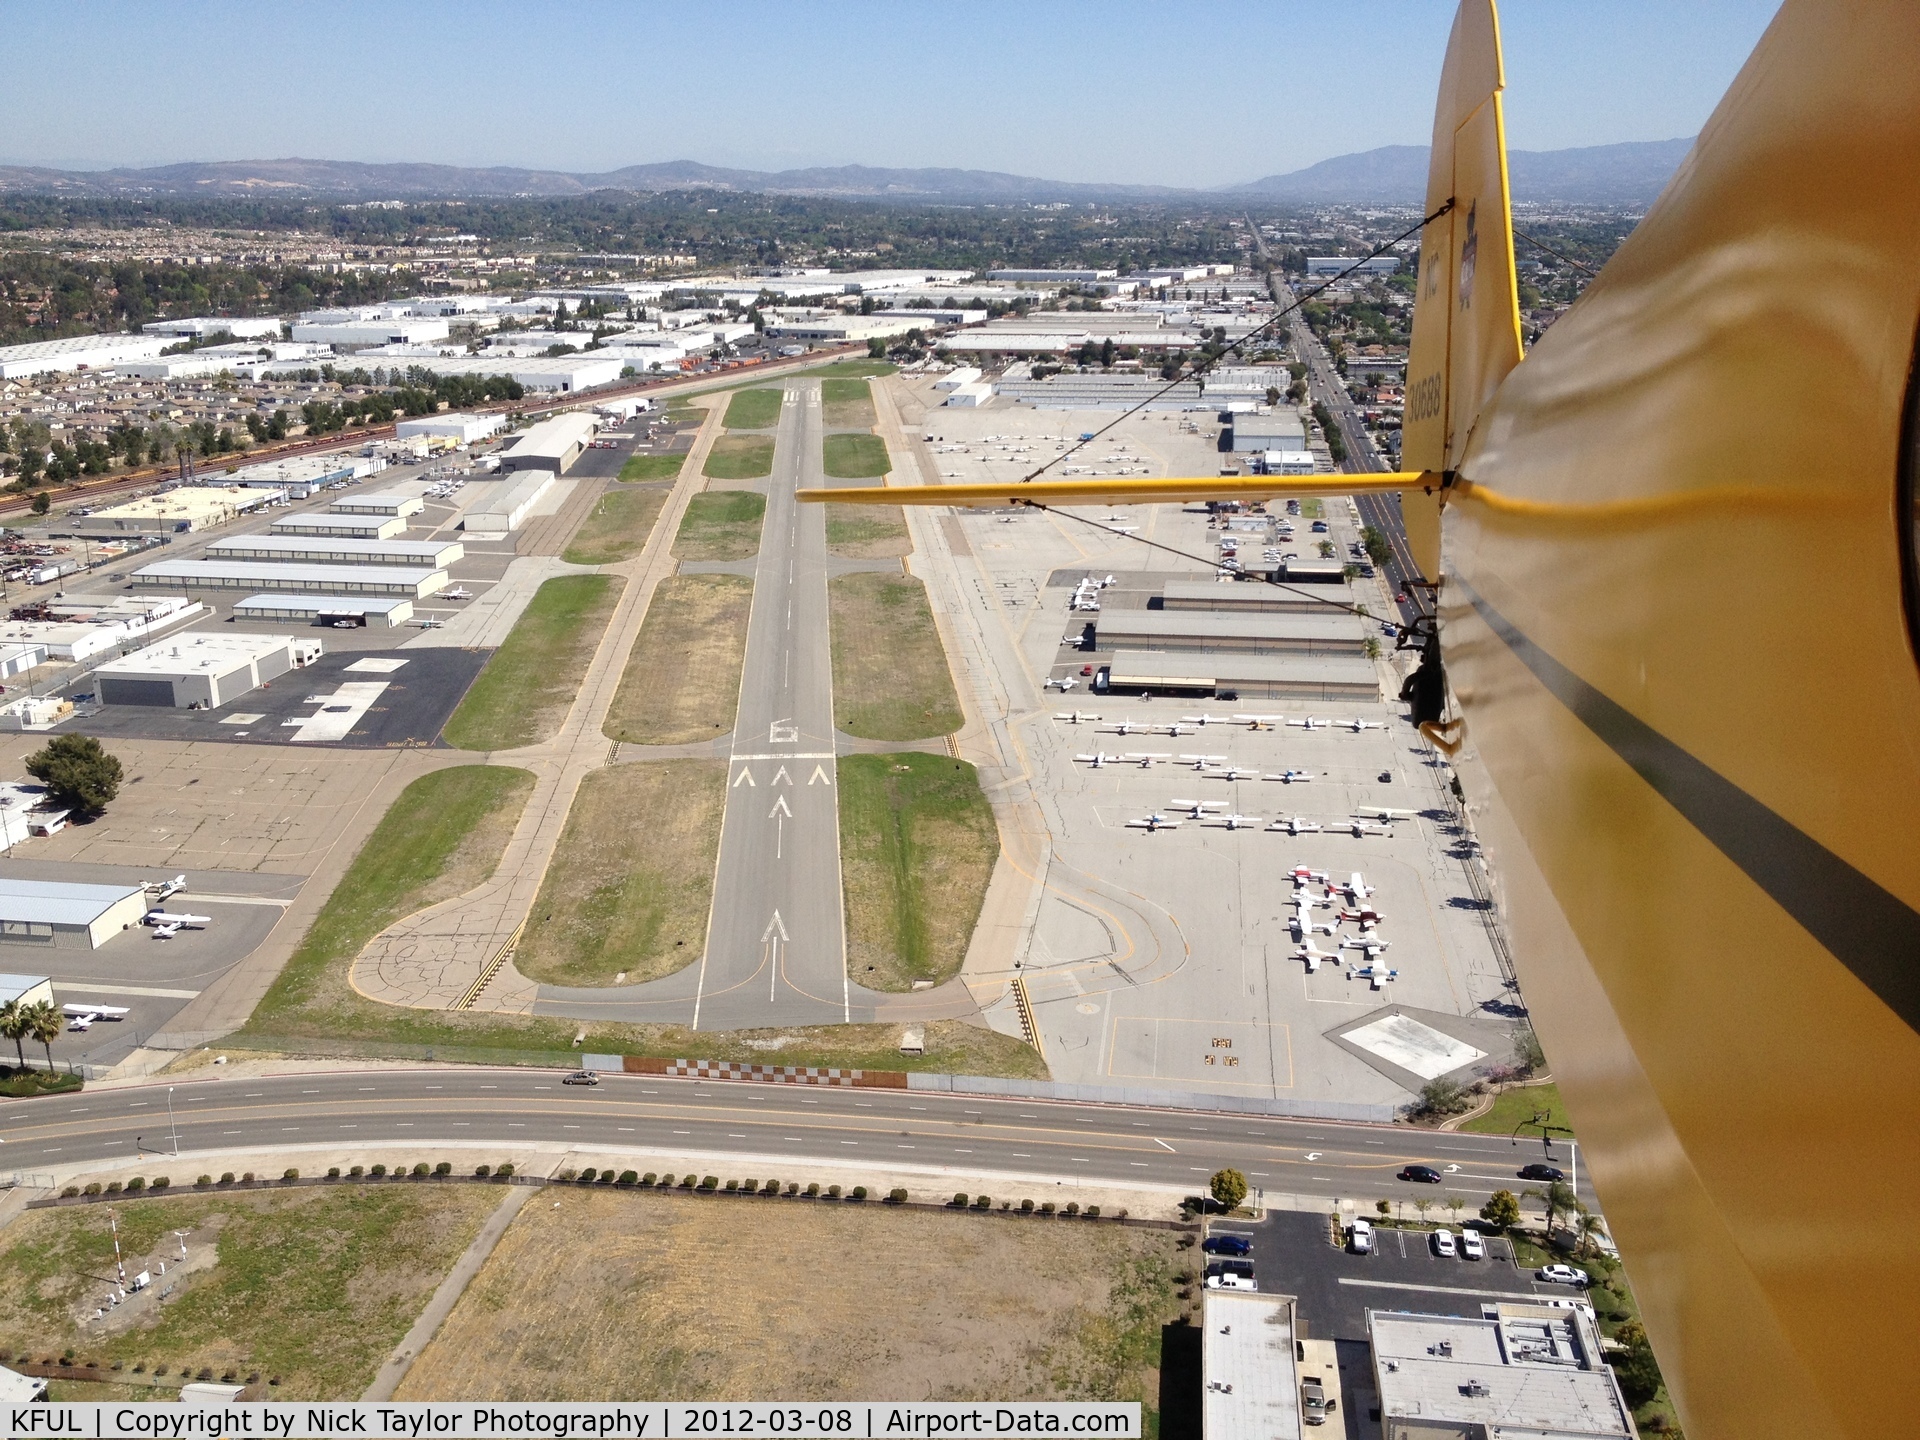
[0,1069,1598,1210]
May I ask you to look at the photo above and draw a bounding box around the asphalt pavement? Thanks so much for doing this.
[0,1069,1596,1212]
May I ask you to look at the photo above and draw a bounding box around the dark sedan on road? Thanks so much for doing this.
[1518,1163,1566,1182]
[1399,1164,1443,1184]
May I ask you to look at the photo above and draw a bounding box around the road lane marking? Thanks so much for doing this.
[1153,1138,1175,1152]
[1339,1278,1542,1301]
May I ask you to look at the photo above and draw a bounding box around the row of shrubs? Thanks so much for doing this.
[948,1194,1117,1218]
[559,1169,884,1200]
[59,1163,517,1198]
[2,1353,282,1387]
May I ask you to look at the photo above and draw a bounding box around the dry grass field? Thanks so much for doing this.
[830,572,964,740]
[514,761,725,987]
[0,1186,500,1400]
[397,1191,1181,1409]
[674,489,767,559]
[562,484,669,566]
[825,503,911,558]
[444,574,625,750]
[821,377,876,428]
[602,574,753,745]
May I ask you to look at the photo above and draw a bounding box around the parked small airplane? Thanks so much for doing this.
[1074,752,1123,768]
[1055,711,1102,724]
[1182,713,1237,727]
[1266,770,1315,784]
[1103,720,1148,736]
[412,616,446,628]
[143,910,210,934]
[1287,716,1332,730]
[1288,865,1330,887]
[141,874,187,901]
[1126,813,1182,832]
[1339,903,1385,926]
[1169,798,1227,817]
[1342,929,1393,959]
[1045,675,1078,691]
[441,587,473,600]
[63,1003,130,1031]
[1268,815,1322,836]
[1293,937,1338,973]
[1352,806,1419,822]
[1205,813,1264,831]
[1334,819,1394,837]
[1334,872,1376,902]
[1123,752,1173,767]
[1164,722,1195,737]
[1336,718,1386,732]
[1206,765,1262,782]
[1178,754,1228,770]
[1348,961,1399,989]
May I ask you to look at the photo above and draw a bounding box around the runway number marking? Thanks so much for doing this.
[770,718,798,744]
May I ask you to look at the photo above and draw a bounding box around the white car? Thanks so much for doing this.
[1537,1264,1590,1286]
[1349,1219,1373,1254]
[1461,1230,1486,1261]
[1431,1228,1457,1258]
[1205,1272,1257,1291]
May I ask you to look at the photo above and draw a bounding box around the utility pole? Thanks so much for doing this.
[166,1086,180,1157]
[109,1209,126,1284]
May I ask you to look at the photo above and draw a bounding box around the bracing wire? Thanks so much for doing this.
[1511,227,1600,279]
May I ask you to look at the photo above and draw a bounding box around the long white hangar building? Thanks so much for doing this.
[0,877,149,951]
[129,560,447,598]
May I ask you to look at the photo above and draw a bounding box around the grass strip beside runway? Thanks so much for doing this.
[618,453,685,482]
[673,489,766,560]
[442,574,624,750]
[701,435,776,481]
[838,753,998,991]
[825,503,910,558]
[244,764,535,1032]
[514,761,726,988]
[562,484,670,566]
[603,574,752,744]
[820,377,875,428]
[829,571,964,740]
[722,387,784,430]
[822,432,891,479]
[0,1187,501,1400]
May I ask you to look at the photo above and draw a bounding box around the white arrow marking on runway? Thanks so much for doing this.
[770,795,793,817]
[763,910,789,1000]
[733,768,756,787]
[772,766,792,785]
[808,765,831,786]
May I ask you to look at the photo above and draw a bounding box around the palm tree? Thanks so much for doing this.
[24,1000,61,1073]
[1576,1212,1609,1259]
[0,999,26,1072]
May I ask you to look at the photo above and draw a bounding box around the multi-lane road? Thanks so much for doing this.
[0,1069,1594,1210]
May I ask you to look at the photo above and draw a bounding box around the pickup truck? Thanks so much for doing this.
[1301,1376,1329,1426]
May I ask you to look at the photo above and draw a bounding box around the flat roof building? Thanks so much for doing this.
[395,412,506,444]
[1093,610,1369,657]
[225,456,367,492]
[1202,1292,1304,1440]
[288,319,451,347]
[1161,580,1362,615]
[499,413,597,476]
[143,316,283,339]
[330,490,425,519]
[1369,1304,1635,1440]
[232,594,416,628]
[96,632,320,710]
[0,332,169,380]
[205,536,464,569]
[464,471,555,533]
[0,878,149,950]
[82,486,273,534]
[269,512,406,540]
[1103,650,1381,702]
[363,352,624,393]
[129,560,447,598]
[987,269,1119,282]
[0,973,56,1007]
[1307,256,1403,275]
[1231,414,1310,453]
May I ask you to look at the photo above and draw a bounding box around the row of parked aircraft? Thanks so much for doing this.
[1125,809,1407,838]
[1054,712,1388,735]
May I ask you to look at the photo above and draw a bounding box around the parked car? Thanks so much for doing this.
[1399,1164,1443,1184]
[1204,1272,1257,1291]
[1461,1231,1486,1260]
[1518,1163,1567,1182]
[1203,1234,1253,1256]
[1537,1264,1590,1287]
[561,1070,600,1086]
[1348,1219,1373,1254]
[1431,1229,1457,1258]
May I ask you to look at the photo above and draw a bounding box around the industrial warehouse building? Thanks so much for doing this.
[499,413,597,475]
[269,512,407,540]
[0,332,169,381]
[142,316,283,339]
[130,560,447,598]
[227,455,367,494]
[232,594,416,628]
[1092,611,1368,657]
[205,536,464,569]
[330,490,425,519]
[1102,650,1380,702]
[82,486,274,534]
[1229,413,1310,453]
[0,878,150,950]
[395,412,506,445]
[96,632,320,709]
[1159,580,1362,615]
[463,472,554,533]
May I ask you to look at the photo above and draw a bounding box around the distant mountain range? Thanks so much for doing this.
[0,139,1695,206]
[1231,138,1695,205]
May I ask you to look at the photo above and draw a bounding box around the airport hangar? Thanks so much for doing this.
[129,560,448,598]
[1091,610,1369,657]
[93,632,322,709]
[1100,651,1380,702]
[0,877,149,951]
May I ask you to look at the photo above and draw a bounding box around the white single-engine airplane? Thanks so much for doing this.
[1294,937,1338,972]
[1352,806,1419,823]
[1205,813,1264,831]
[1168,798,1227,818]
[142,874,187,901]
[1055,711,1102,725]
[144,910,211,939]
[1123,752,1173,768]
[1125,813,1182,832]
[1206,764,1262,782]
[1178,753,1228,770]
[64,1003,131,1031]
[1334,873,1376,903]
[1266,769,1315,784]
[1269,815,1323,836]
[1074,752,1123,768]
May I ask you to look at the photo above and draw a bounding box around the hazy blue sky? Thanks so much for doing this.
[2,1,1783,186]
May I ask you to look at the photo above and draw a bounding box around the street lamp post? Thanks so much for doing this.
[166,1086,180,1157]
